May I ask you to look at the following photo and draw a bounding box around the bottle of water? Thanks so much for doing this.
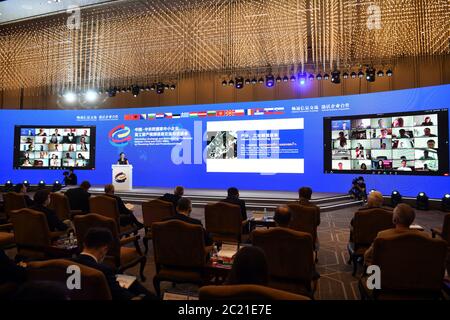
[69,232,74,247]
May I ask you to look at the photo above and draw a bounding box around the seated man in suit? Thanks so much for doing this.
[364,203,428,265]
[13,183,34,207]
[104,184,144,230]
[298,186,320,226]
[65,181,91,214]
[159,186,184,209]
[222,187,247,221]
[349,191,390,242]
[30,190,70,232]
[163,197,213,246]
[73,228,156,300]
[273,205,292,228]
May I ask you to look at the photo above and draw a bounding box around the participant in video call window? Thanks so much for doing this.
[49,134,59,144]
[427,139,436,149]
[398,129,411,138]
[422,127,437,137]
[81,130,89,136]
[377,119,387,129]
[419,150,434,160]
[397,160,412,171]
[376,160,385,169]
[37,128,47,136]
[338,162,344,170]
[50,158,60,167]
[378,129,389,138]
[80,136,87,144]
[421,116,433,126]
[381,142,387,150]
[336,131,347,149]
[423,164,430,171]
[360,163,368,170]
[342,122,348,130]
[53,129,61,136]
[65,152,72,159]
[79,142,88,151]
[392,117,404,127]
[22,159,33,167]
[78,153,85,160]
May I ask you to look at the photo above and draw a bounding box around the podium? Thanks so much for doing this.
[112,165,133,191]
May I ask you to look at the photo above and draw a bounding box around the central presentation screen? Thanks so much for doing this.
[13,126,96,170]
[323,109,449,175]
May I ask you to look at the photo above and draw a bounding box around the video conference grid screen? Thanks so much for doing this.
[14,126,96,170]
[323,109,449,175]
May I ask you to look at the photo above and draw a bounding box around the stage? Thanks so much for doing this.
[87,187,363,212]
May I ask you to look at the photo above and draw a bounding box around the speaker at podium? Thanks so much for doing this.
[112,165,133,191]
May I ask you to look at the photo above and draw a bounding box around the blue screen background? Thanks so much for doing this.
[0,84,448,198]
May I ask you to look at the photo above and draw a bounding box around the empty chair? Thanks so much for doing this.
[89,195,136,236]
[49,192,83,221]
[359,233,447,299]
[141,199,175,254]
[27,259,111,300]
[205,202,244,243]
[252,227,317,298]
[3,192,27,218]
[348,208,394,275]
[9,208,65,260]
[73,213,146,281]
[199,284,311,300]
[152,220,209,297]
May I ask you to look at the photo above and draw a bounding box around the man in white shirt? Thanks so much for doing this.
[397,160,412,171]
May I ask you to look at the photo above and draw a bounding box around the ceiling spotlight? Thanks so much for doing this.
[377,70,384,77]
[366,67,376,82]
[150,84,156,91]
[391,190,402,207]
[228,79,235,86]
[358,71,364,78]
[323,73,330,80]
[170,84,176,90]
[38,180,46,189]
[164,84,170,90]
[276,76,282,83]
[245,79,251,85]
[251,78,257,85]
[416,192,429,210]
[222,80,227,86]
[265,75,275,87]
[386,69,393,77]
[131,85,140,97]
[126,87,131,93]
[156,82,165,94]
[258,77,264,84]
[290,75,296,82]
[23,180,30,188]
[282,75,289,82]
[298,73,306,85]
[63,92,77,103]
[351,72,357,79]
[331,71,340,84]
[308,74,315,81]
[316,73,322,80]
[85,90,98,102]
[343,72,349,79]
[144,86,151,91]
[235,77,244,89]
[4,180,13,192]
[120,87,126,93]
[52,180,62,192]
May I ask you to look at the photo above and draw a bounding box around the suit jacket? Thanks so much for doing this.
[72,254,134,300]
[105,194,132,216]
[222,197,247,221]
[65,187,91,213]
[0,249,27,285]
[364,228,429,265]
[298,198,321,226]
[30,204,68,232]
[163,213,213,246]
[159,193,181,209]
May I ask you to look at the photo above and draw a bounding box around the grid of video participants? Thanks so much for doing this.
[331,114,439,172]
[18,128,91,168]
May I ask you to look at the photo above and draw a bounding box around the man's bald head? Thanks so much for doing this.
[274,205,292,228]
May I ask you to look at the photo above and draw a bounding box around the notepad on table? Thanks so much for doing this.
[116,274,136,289]
[125,203,135,210]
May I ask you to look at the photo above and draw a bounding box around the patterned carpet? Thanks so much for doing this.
[4,203,448,300]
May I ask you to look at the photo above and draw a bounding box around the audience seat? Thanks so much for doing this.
[0,222,14,249]
[199,284,311,300]
[152,220,209,297]
[49,192,83,221]
[359,233,447,300]
[141,199,175,254]
[10,208,66,260]
[89,195,136,237]
[287,203,319,261]
[205,202,245,243]
[73,213,146,280]
[431,213,450,277]
[348,208,394,275]
[252,227,317,298]
[3,192,27,219]
[27,259,112,300]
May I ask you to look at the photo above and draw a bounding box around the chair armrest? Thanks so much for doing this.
[0,223,13,232]
[120,235,140,246]
[431,227,442,238]
[69,210,84,219]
